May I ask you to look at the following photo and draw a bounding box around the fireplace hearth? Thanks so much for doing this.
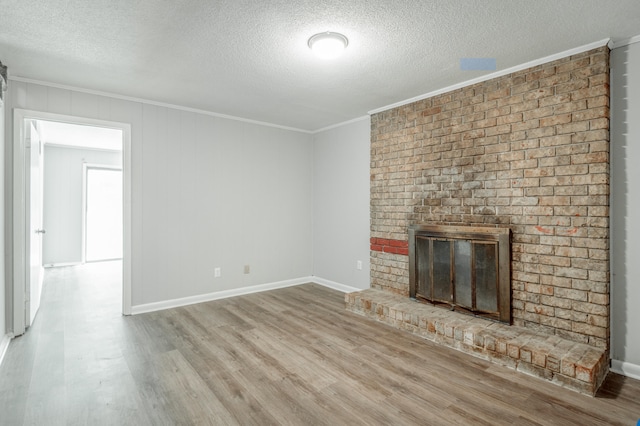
[409,224,511,323]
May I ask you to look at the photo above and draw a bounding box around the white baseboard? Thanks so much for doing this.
[311,276,363,293]
[131,276,367,315]
[131,276,316,315]
[0,334,12,367]
[44,262,82,268]
[611,359,640,381]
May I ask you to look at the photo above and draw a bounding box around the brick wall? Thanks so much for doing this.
[370,46,610,350]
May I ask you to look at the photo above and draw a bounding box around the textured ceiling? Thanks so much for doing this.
[1,1,639,131]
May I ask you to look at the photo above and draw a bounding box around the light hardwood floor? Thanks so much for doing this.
[0,262,639,425]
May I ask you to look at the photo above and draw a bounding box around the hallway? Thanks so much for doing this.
[0,261,128,424]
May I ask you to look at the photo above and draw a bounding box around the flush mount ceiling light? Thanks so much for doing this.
[308,31,349,59]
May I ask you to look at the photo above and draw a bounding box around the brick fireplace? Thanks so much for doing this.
[347,46,610,395]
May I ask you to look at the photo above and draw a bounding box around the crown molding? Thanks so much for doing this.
[609,34,640,49]
[312,115,370,134]
[8,75,313,134]
[368,38,611,116]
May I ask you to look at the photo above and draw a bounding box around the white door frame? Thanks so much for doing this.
[13,109,132,335]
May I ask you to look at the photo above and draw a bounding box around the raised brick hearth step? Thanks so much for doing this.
[345,288,608,396]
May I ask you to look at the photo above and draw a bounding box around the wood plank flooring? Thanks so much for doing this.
[1,261,639,425]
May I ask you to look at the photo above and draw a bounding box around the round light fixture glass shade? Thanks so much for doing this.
[308,32,348,59]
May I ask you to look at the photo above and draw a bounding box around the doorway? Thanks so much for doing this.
[12,109,132,336]
[84,166,123,262]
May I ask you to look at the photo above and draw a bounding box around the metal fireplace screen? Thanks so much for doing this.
[409,225,511,323]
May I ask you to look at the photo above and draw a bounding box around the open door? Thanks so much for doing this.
[26,121,45,326]
[12,109,133,337]
[12,117,45,336]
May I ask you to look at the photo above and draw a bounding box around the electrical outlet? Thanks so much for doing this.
[357,260,363,270]
[244,264,250,274]
[214,267,221,278]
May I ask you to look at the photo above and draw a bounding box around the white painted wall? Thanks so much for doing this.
[312,118,371,290]
[611,40,640,378]
[0,85,5,338]
[5,81,314,308]
[42,145,121,266]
